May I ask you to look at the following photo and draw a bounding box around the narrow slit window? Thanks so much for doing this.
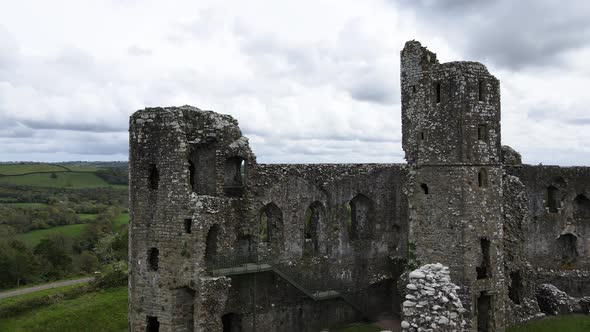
[148,164,159,190]
[478,80,485,102]
[188,159,196,192]
[477,124,488,141]
[435,83,441,103]
[411,85,417,93]
[476,238,492,279]
[419,131,425,141]
[184,218,192,234]
[148,248,159,271]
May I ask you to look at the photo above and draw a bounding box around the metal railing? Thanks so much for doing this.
[205,251,388,320]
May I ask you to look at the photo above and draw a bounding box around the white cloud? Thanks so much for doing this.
[0,0,588,165]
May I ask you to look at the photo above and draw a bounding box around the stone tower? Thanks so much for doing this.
[128,107,255,332]
[401,41,505,331]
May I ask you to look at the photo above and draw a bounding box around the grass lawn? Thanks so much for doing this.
[16,224,87,247]
[0,287,127,332]
[508,314,590,332]
[0,164,67,175]
[112,213,129,231]
[0,172,114,189]
[0,283,85,311]
[0,202,48,208]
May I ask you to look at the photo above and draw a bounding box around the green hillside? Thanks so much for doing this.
[0,164,68,175]
[15,213,129,247]
[16,224,88,247]
[0,286,127,332]
[0,172,114,189]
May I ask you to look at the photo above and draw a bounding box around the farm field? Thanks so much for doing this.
[0,172,113,188]
[0,164,68,175]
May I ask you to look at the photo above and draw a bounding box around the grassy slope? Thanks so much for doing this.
[16,213,129,247]
[16,224,87,247]
[0,283,85,311]
[0,172,113,189]
[507,315,590,332]
[0,164,66,175]
[0,287,127,332]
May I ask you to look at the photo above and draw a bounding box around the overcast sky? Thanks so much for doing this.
[1,0,589,165]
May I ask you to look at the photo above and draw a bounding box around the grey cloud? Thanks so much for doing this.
[396,0,590,70]
[18,119,127,133]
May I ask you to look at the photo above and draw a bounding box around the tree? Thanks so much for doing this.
[77,251,99,273]
[0,239,38,288]
[34,234,73,279]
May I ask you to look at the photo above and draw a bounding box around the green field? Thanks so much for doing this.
[113,213,129,231]
[0,172,116,189]
[16,224,87,247]
[0,164,67,175]
[16,213,129,247]
[507,314,590,332]
[0,286,127,332]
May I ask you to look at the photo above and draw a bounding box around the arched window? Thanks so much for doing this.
[303,202,324,255]
[420,183,429,195]
[259,203,283,248]
[547,186,560,213]
[478,169,488,187]
[205,225,220,266]
[349,194,374,240]
[557,234,578,263]
[224,157,246,197]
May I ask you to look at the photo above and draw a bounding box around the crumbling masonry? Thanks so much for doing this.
[128,41,590,332]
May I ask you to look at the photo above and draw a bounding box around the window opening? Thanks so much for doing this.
[146,316,159,332]
[477,124,488,141]
[476,238,491,279]
[420,183,429,195]
[148,248,159,271]
[478,169,488,187]
[148,164,159,190]
[184,218,192,234]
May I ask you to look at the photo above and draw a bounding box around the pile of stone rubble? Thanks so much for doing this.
[401,263,466,332]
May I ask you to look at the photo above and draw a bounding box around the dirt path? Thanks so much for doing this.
[0,277,93,300]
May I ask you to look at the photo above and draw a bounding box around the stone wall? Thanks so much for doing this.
[128,41,590,332]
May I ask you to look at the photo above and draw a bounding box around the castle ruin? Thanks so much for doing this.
[128,41,590,331]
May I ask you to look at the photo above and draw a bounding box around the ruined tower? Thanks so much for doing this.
[401,41,505,331]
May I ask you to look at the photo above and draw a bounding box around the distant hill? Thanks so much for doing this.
[0,162,128,189]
